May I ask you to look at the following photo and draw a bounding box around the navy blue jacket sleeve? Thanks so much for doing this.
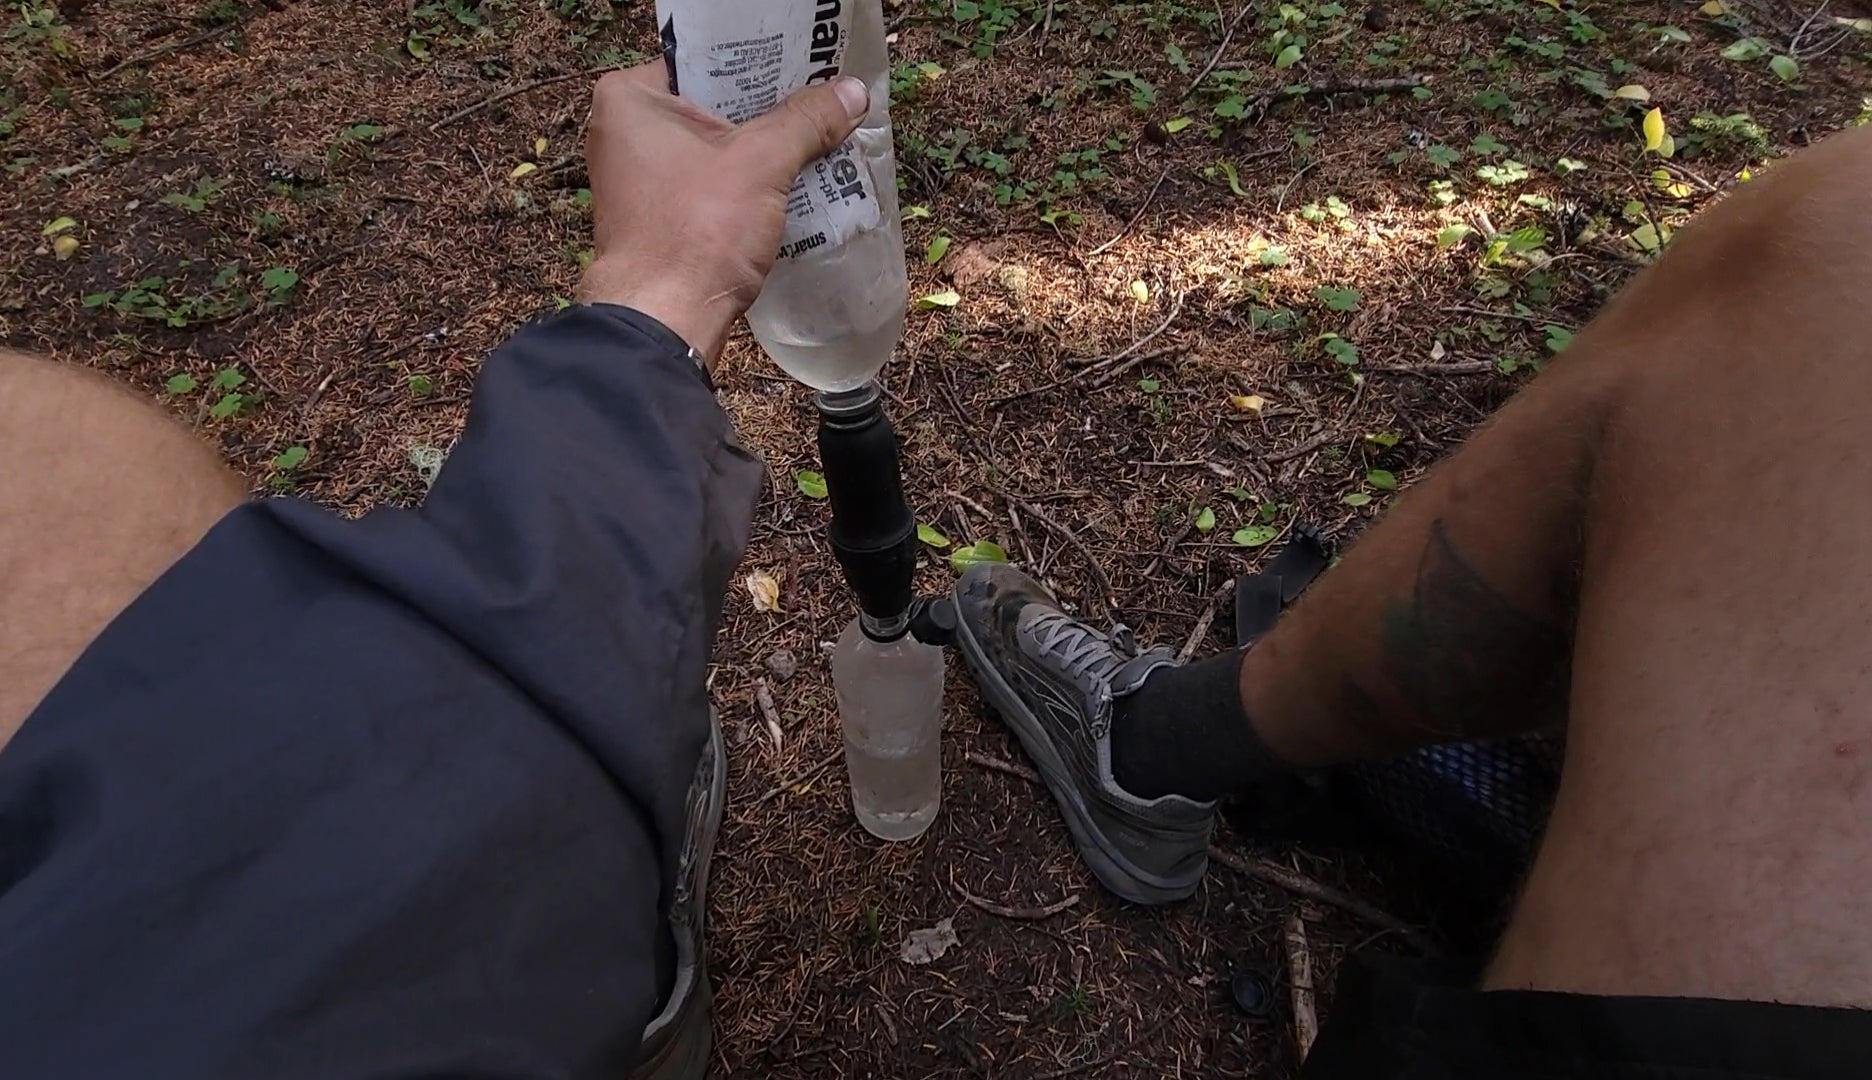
[0,305,762,1078]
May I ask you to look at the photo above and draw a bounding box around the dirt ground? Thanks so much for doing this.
[4,0,1871,1074]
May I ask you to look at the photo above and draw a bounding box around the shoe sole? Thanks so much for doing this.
[631,716,725,1080]
[955,613,1200,905]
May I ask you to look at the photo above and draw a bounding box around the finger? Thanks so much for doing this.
[732,76,869,180]
[608,60,672,93]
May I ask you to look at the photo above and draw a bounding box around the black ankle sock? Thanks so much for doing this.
[1109,647,1286,801]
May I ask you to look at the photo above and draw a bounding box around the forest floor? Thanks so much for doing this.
[4,0,1871,1074]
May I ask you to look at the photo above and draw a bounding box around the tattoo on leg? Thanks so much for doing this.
[1359,520,1573,741]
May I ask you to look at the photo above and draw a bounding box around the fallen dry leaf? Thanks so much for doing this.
[745,569,781,613]
[900,917,959,965]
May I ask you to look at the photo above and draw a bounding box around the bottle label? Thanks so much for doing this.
[655,0,883,256]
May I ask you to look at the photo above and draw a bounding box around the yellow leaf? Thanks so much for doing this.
[1657,132,1676,159]
[1836,16,1872,32]
[1129,279,1149,303]
[1642,107,1665,153]
[1534,0,1559,8]
[1227,393,1266,414]
[510,161,538,179]
[42,216,77,236]
[533,136,548,157]
[1613,84,1651,101]
[1699,0,1727,13]
[745,569,781,613]
[52,235,80,260]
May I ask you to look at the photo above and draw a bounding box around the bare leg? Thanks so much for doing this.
[0,351,244,748]
[1241,123,1872,1006]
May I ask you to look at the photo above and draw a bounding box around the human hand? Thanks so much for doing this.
[577,61,870,365]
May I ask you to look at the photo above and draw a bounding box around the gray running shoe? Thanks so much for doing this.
[953,563,1216,904]
[630,712,724,1080]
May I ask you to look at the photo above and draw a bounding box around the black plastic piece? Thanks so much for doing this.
[908,595,958,647]
[817,386,918,622]
[1230,966,1276,1019]
[1234,522,1331,644]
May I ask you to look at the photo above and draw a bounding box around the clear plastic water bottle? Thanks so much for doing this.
[831,614,943,841]
[655,0,909,392]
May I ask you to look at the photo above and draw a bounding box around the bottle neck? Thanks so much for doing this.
[859,610,910,643]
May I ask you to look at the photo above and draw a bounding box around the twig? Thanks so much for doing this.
[97,25,227,80]
[987,486,1116,617]
[49,153,107,180]
[1285,910,1320,1060]
[1177,579,1236,661]
[754,678,785,754]
[1183,1,1257,98]
[1368,360,1497,376]
[995,294,1186,405]
[1208,847,1432,950]
[966,750,1041,784]
[1069,291,1187,368]
[1264,429,1336,465]
[1039,0,1057,47]
[1034,1018,1171,1080]
[960,887,1081,920]
[754,747,844,807]
[1086,165,1174,257]
[1091,344,1184,390]
[429,65,615,133]
[1443,304,1569,326]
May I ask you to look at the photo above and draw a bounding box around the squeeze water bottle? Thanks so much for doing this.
[653,0,909,392]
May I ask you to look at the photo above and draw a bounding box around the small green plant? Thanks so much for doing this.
[1051,985,1094,1021]
[1138,376,1174,424]
[1313,285,1361,311]
[407,373,435,397]
[1320,333,1359,365]
[856,905,885,948]
[269,445,309,490]
[1476,159,1531,186]
[1095,69,1157,110]
[259,265,299,304]
[160,176,227,213]
[328,121,387,163]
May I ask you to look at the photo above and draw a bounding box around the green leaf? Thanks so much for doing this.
[948,539,1009,572]
[272,445,309,471]
[407,373,434,397]
[208,392,245,419]
[1214,94,1246,119]
[1544,325,1574,352]
[1232,525,1278,547]
[164,373,197,395]
[1436,223,1472,248]
[1258,245,1289,267]
[1425,144,1461,168]
[1194,506,1216,532]
[1341,491,1372,506]
[1314,285,1362,312]
[406,32,430,59]
[794,470,828,499]
[1470,132,1507,156]
[925,234,951,264]
[1721,37,1765,61]
[952,0,979,19]
[113,116,144,131]
[901,205,932,220]
[1365,430,1401,448]
[260,266,299,294]
[1322,336,1360,365]
[1555,156,1588,176]
[1769,54,1800,81]
[1366,468,1398,491]
[42,215,77,236]
[211,367,246,390]
[1275,43,1303,68]
[915,289,961,309]
[1218,161,1248,197]
[1137,376,1160,393]
[1162,116,1193,133]
[917,522,951,549]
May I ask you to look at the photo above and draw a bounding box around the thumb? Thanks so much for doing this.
[734,76,869,181]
